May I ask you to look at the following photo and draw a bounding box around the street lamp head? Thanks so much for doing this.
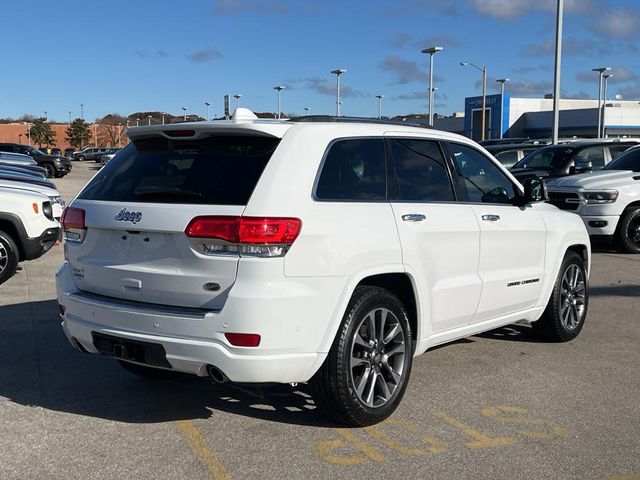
[376,95,384,99]
[233,94,242,99]
[205,102,211,106]
[592,67,611,74]
[422,46,444,54]
[496,78,510,84]
[603,74,613,80]
[274,85,286,91]
[181,106,187,111]
[331,69,347,75]
[460,61,469,66]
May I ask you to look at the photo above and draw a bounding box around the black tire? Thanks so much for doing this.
[77,155,86,162]
[617,207,640,254]
[310,286,413,426]
[118,360,180,380]
[532,251,588,342]
[0,230,19,286]
[43,164,55,178]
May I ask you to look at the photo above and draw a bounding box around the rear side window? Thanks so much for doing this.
[78,135,280,205]
[315,138,386,200]
[494,150,519,168]
[388,138,454,202]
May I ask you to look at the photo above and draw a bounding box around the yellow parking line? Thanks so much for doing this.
[176,420,232,480]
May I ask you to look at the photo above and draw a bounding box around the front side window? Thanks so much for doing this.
[605,148,640,171]
[494,150,520,168]
[575,146,605,170]
[515,147,572,170]
[387,138,454,202]
[447,143,518,204]
[315,138,386,200]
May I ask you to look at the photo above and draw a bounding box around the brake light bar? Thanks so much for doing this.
[165,130,196,138]
[185,216,302,257]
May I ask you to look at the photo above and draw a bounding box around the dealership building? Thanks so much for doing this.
[434,94,640,141]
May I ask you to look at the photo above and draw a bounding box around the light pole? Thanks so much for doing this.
[68,111,72,126]
[117,123,122,147]
[304,106,310,116]
[147,115,152,126]
[181,106,188,122]
[94,123,97,146]
[136,118,141,127]
[496,78,510,139]
[460,61,488,141]
[330,69,347,116]
[551,0,564,144]
[80,104,84,120]
[421,46,443,126]
[44,111,48,121]
[274,85,285,119]
[375,95,384,119]
[602,73,613,138]
[161,113,166,125]
[205,102,211,121]
[233,94,242,109]
[592,66,611,139]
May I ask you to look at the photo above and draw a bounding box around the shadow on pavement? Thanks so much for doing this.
[475,324,546,343]
[0,300,336,427]
[589,284,640,297]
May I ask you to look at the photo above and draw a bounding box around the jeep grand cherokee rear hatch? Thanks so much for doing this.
[64,134,281,309]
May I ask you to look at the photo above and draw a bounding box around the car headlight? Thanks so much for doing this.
[584,191,618,204]
[49,195,65,207]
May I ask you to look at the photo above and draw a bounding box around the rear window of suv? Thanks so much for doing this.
[78,135,280,205]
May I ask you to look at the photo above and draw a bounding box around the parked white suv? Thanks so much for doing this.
[546,146,640,253]
[0,187,60,285]
[56,111,591,425]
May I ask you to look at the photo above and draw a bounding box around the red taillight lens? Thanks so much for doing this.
[185,216,240,242]
[61,207,87,243]
[185,216,301,244]
[61,207,86,230]
[224,332,261,347]
[239,217,302,244]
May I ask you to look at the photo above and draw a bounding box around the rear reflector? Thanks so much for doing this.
[224,332,261,347]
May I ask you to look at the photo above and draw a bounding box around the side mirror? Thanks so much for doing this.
[522,178,548,204]
[571,160,592,174]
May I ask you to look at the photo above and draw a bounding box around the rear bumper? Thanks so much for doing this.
[56,262,345,383]
[23,227,60,260]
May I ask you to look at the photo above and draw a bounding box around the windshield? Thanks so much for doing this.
[604,148,640,171]
[513,146,573,170]
[29,147,45,155]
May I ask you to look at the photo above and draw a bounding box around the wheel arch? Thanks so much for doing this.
[0,214,26,261]
[317,267,423,357]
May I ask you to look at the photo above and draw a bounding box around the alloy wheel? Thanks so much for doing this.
[349,307,407,408]
[559,264,586,331]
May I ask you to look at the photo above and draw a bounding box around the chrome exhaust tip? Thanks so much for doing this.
[206,365,228,383]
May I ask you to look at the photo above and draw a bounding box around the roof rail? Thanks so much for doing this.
[288,115,433,129]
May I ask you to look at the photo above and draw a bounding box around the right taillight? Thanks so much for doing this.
[61,207,87,243]
[185,216,301,257]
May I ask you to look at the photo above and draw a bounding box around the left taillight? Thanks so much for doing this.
[185,216,302,257]
[61,207,86,243]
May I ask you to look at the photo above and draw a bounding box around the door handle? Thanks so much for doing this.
[481,214,501,222]
[402,214,426,222]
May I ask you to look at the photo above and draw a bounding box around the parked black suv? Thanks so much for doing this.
[509,140,639,183]
[0,143,72,178]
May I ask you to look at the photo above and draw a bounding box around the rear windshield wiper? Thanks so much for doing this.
[134,186,202,197]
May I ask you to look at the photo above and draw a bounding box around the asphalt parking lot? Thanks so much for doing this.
[1,161,639,480]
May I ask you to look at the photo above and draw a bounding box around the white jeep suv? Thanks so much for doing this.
[0,187,60,285]
[546,146,640,254]
[56,111,590,425]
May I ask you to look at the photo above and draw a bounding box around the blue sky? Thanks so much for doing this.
[3,0,639,121]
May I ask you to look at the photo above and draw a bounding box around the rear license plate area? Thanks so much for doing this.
[91,332,171,368]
